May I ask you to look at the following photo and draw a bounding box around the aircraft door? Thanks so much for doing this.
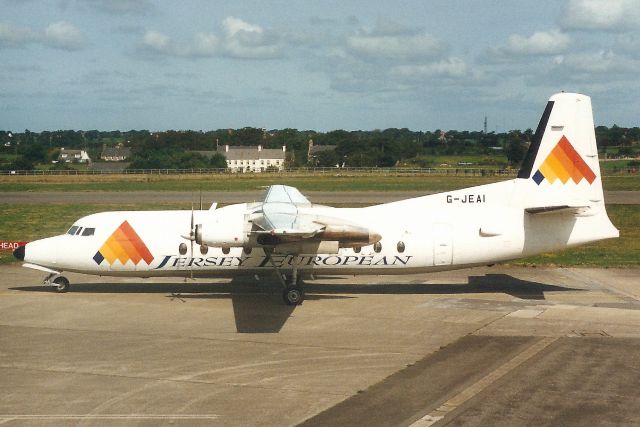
[432,223,453,266]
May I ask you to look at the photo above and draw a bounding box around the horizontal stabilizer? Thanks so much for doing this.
[525,205,591,216]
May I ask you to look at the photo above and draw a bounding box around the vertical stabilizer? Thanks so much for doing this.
[516,93,604,208]
[516,93,618,250]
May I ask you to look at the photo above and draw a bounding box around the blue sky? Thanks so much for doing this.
[1,0,639,132]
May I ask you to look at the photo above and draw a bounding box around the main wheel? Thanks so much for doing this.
[52,276,70,293]
[283,286,304,306]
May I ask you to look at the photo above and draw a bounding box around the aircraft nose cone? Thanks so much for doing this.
[13,244,25,261]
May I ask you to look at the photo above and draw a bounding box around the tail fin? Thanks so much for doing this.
[515,92,618,247]
[516,92,604,208]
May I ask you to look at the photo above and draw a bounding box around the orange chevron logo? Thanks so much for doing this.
[532,136,596,185]
[93,221,154,266]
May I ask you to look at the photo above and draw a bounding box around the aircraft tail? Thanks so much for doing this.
[514,92,618,246]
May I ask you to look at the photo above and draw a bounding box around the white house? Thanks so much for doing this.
[57,148,91,163]
[217,145,286,172]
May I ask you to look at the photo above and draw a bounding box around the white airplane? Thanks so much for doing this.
[14,93,619,305]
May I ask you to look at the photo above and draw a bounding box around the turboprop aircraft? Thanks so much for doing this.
[14,93,619,305]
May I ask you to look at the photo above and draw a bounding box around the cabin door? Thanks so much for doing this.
[432,223,453,266]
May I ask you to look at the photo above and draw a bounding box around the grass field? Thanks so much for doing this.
[1,203,637,267]
[600,159,639,174]
[0,173,638,192]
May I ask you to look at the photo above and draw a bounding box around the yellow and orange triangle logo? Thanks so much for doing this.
[532,136,596,185]
[93,221,154,265]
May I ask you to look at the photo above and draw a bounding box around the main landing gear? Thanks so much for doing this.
[281,267,304,306]
[44,274,70,293]
[264,249,304,305]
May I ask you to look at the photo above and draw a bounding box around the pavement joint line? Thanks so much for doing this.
[561,268,640,303]
[468,310,512,336]
[0,322,413,354]
[0,365,351,397]
[0,414,220,420]
[409,336,558,427]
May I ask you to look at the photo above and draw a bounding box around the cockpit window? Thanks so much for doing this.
[82,228,95,236]
[75,227,83,235]
[68,226,79,235]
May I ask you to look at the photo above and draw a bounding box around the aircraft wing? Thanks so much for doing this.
[250,185,324,242]
[248,185,379,248]
[261,184,312,206]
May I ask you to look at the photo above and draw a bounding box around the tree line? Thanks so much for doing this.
[1,125,638,171]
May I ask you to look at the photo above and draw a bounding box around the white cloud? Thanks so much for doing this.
[562,0,640,31]
[141,30,171,53]
[391,58,469,79]
[0,21,85,50]
[556,50,640,74]
[138,17,282,60]
[191,32,219,56]
[223,16,262,37]
[503,30,570,55]
[319,20,461,94]
[0,22,37,48]
[219,16,281,59]
[43,21,86,51]
[346,33,442,61]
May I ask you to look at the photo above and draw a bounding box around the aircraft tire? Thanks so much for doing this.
[53,276,70,293]
[283,286,304,306]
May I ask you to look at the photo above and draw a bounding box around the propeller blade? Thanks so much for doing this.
[190,203,194,279]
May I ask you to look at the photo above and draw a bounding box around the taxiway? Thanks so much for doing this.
[1,264,640,425]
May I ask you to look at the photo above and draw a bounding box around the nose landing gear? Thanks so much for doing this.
[52,276,70,293]
[43,273,70,293]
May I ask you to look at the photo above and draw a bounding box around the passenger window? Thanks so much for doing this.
[82,228,95,236]
[68,226,79,235]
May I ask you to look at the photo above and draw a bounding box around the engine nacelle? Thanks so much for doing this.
[195,205,250,247]
[196,224,249,247]
[319,224,381,247]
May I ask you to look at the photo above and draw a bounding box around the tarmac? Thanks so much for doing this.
[2,264,640,426]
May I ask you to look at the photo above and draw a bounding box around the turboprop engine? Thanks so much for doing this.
[189,200,381,252]
[194,205,250,247]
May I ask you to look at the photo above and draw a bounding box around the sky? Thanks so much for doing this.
[1,0,639,132]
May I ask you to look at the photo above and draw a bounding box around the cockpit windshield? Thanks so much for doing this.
[67,226,96,236]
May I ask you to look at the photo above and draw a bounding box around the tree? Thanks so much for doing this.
[505,132,526,166]
[314,150,340,167]
[209,153,227,169]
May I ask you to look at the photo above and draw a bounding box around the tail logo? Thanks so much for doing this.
[93,221,154,266]
[532,136,596,185]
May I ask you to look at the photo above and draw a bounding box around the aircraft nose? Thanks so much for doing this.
[13,244,25,261]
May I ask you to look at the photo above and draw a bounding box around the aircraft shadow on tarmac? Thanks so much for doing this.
[10,274,581,334]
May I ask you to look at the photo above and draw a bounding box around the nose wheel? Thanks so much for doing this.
[52,276,70,293]
[44,274,70,293]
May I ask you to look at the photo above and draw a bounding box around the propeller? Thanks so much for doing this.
[189,202,194,279]
[180,202,196,280]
